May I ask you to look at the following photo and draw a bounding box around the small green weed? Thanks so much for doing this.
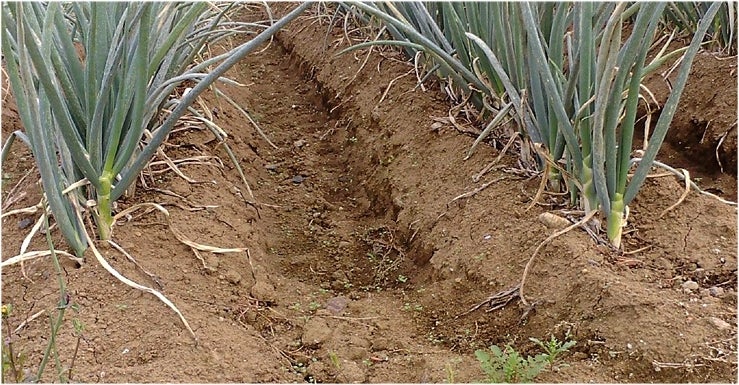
[444,358,462,383]
[2,304,27,383]
[476,345,548,383]
[475,335,575,383]
[529,334,576,365]
[328,351,341,370]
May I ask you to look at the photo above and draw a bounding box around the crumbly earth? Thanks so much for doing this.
[1,5,736,383]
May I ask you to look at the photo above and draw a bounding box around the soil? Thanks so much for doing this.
[643,48,738,198]
[1,5,737,383]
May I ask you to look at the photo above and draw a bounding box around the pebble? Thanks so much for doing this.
[292,175,304,184]
[265,164,278,171]
[708,317,732,331]
[326,296,349,315]
[18,217,33,229]
[681,280,700,292]
[301,317,332,348]
[294,139,306,148]
[709,286,725,298]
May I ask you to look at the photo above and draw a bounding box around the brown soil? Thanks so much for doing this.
[1,5,737,383]
[643,51,738,198]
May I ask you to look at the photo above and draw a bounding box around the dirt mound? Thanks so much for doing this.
[1,5,736,383]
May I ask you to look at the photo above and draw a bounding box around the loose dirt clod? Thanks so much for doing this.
[302,317,332,348]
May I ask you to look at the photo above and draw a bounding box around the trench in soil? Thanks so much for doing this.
[0,6,736,383]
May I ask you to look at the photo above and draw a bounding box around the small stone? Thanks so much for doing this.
[326,296,349,315]
[302,317,332,348]
[294,139,307,148]
[265,164,278,171]
[18,218,33,229]
[681,280,700,292]
[708,317,732,331]
[709,286,725,298]
[338,241,351,249]
[224,270,241,285]
[292,175,304,184]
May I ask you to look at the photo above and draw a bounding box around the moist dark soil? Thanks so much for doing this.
[1,4,736,383]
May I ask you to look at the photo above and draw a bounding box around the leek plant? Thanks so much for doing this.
[2,2,310,256]
[343,1,720,248]
[662,1,736,54]
[518,2,720,247]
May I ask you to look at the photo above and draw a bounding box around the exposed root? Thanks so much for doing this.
[12,310,45,334]
[622,244,653,255]
[213,88,278,150]
[519,210,598,307]
[660,168,691,218]
[17,213,46,279]
[376,68,414,108]
[445,94,478,136]
[525,165,548,212]
[630,157,737,206]
[447,176,508,207]
[147,187,219,211]
[1,200,43,219]
[458,284,521,317]
[78,209,198,343]
[2,167,36,211]
[107,240,164,289]
[652,359,706,371]
[1,250,83,268]
[148,153,224,182]
[190,248,217,272]
[715,122,735,174]
[344,26,385,88]
[472,133,519,182]
[434,176,509,223]
[465,102,514,161]
[114,203,248,256]
[184,106,257,201]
